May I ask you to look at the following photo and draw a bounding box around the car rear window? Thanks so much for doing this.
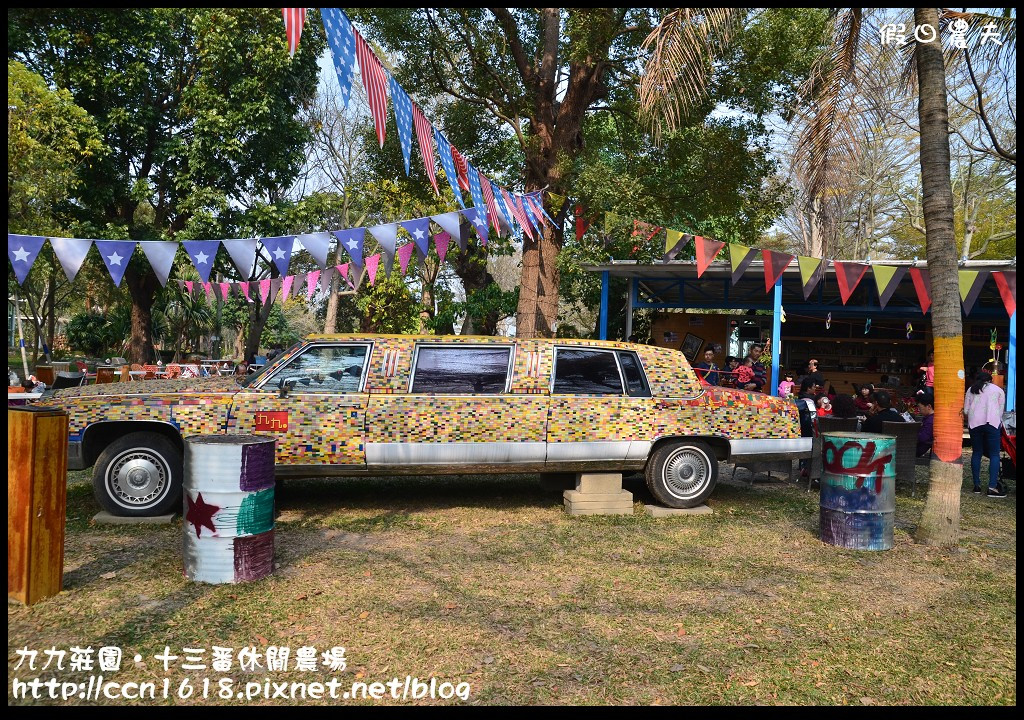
[553,349,624,395]
[411,346,512,394]
[617,351,650,397]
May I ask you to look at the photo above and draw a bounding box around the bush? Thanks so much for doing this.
[65,312,107,357]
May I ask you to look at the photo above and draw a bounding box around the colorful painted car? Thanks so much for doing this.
[35,335,808,516]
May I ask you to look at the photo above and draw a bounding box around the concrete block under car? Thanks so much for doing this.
[575,472,624,494]
[644,504,713,518]
[563,502,634,516]
[93,511,176,525]
[563,489,634,504]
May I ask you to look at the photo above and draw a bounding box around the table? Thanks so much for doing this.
[129,371,148,381]
[8,393,42,406]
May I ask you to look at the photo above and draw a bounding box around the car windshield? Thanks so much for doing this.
[237,341,304,388]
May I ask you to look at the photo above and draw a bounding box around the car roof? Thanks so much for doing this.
[305,334,647,350]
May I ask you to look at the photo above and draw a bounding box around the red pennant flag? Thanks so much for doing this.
[354,30,389,148]
[258,278,271,303]
[202,281,214,301]
[412,104,439,195]
[695,236,725,277]
[762,249,794,292]
[909,267,931,314]
[992,271,1016,317]
[184,280,194,295]
[834,262,869,305]
[450,145,471,191]
[502,187,534,239]
[575,205,591,242]
[281,8,306,58]
[480,171,503,235]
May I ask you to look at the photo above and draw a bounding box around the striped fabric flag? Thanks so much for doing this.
[451,145,471,191]
[281,8,306,57]
[412,104,439,195]
[354,30,389,147]
[492,180,518,237]
[506,192,534,239]
[992,271,1016,317]
[480,171,503,236]
[321,8,357,107]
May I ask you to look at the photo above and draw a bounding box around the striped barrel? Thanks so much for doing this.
[183,435,276,583]
[819,432,896,551]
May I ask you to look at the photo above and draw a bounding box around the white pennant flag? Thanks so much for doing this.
[138,241,180,287]
[296,231,332,269]
[368,223,398,274]
[221,239,258,279]
[49,237,94,283]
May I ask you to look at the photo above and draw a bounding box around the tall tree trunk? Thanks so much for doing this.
[913,6,963,548]
[323,272,340,334]
[124,266,159,363]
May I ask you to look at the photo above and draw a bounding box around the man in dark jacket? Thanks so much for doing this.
[862,390,905,433]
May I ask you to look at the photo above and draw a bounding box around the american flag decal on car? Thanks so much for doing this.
[525,351,542,377]
[380,349,402,377]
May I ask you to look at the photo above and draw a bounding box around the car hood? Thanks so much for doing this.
[43,375,241,400]
[703,385,797,414]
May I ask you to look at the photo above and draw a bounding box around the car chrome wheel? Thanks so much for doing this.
[646,440,718,508]
[662,446,712,500]
[107,449,171,509]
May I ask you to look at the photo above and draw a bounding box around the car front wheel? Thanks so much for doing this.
[646,440,718,508]
[92,432,183,517]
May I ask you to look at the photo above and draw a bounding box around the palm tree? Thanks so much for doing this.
[639,8,1015,546]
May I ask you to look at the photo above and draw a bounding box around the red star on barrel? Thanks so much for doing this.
[186,492,220,538]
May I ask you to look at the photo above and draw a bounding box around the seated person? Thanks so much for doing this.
[719,357,740,388]
[854,383,875,414]
[816,396,833,417]
[693,348,720,386]
[916,390,934,457]
[862,390,905,433]
[830,394,861,420]
[734,357,755,389]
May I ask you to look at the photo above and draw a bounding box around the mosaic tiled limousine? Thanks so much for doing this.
[34,335,809,516]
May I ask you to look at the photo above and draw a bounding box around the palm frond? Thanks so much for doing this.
[638,8,745,141]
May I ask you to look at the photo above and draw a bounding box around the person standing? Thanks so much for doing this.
[964,371,1006,497]
[778,371,795,398]
[744,344,767,393]
[694,348,720,386]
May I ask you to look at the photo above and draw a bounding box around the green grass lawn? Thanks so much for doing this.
[8,459,1015,705]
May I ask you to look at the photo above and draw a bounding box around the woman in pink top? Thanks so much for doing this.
[919,351,935,388]
[964,371,1006,497]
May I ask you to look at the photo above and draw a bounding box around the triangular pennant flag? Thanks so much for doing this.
[480,171,503,235]
[8,234,47,285]
[388,73,414,175]
[513,194,538,239]
[959,269,990,316]
[834,262,870,305]
[992,271,1016,317]
[321,8,357,107]
[49,237,94,283]
[431,212,464,244]
[335,263,350,289]
[333,228,365,267]
[579,206,594,244]
[261,235,295,277]
[281,8,306,58]
[238,281,253,303]
[202,282,214,301]
[306,269,321,300]
[762,249,794,292]
[462,207,489,246]
[694,236,725,278]
[434,232,451,265]
[525,194,547,228]
[181,240,219,283]
[138,241,179,287]
[368,223,398,273]
[516,194,541,236]
[492,180,518,238]
[664,231,690,263]
[451,145,471,191]
[466,164,489,232]
[296,231,332,269]
[222,239,258,279]
[95,240,137,288]
[280,275,294,301]
[909,267,931,314]
[797,255,826,299]
[664,229,683,255]
[397,243,416,275]
[530,192,556,226]
[399,218,431,257]
[502,187,533,239]
[269,277,283,304]
[632,220,663,243]
[354,29,389,147]
[365,254,381,286]
[433,128,466,208]
[319,266,336,295]
[219,282,232,302]
[184,281,194,295]
[730,243,758,285]
[871,265,907,310]
[412,103,439,195]
[259,278,272,303]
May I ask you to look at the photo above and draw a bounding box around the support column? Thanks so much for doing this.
[625,277,634,340]
[771,277,782,396]
[599,271,610,340]
[1008,310,1016,411]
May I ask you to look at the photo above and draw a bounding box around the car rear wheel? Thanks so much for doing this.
[93,432,183,517]
[646,440,718,508]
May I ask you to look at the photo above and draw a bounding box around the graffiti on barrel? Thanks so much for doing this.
[819,433,896,551]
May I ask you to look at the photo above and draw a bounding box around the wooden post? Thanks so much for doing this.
[8,407,69,605]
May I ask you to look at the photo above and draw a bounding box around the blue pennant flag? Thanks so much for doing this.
[462,208,489,246]
[333,228,366,267]
[388,74,414,176]
[95,240,137,288]
[261,235,296,277]
[7,234,47,285]
[466,163,489,230]
[433,128,466,208]
[491,180,518,238]
[182,240,220,283]
[321,8,357,107]
[399,218,432,258]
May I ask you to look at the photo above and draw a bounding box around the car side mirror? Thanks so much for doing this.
[278,378,295,398]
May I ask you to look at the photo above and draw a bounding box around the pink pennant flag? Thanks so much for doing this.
[397,243,416,274]
[434,231,451,265]
[280,275,294,301]
[365,254,381,286]
[306,270,321,300]
[259,278,272,303]
[239,281,253,303]
[203,282,214,301]
[219,282,231,301]
[184,280,194,294]
[336,263,350,289]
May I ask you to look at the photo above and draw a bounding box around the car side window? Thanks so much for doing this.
[411,346,512,394]
[272,345,368,393]
[553,349,624,395]
[617,351,650,397]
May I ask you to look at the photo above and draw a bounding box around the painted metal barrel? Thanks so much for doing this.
[183,435,276,583]
[819,432,896,551]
